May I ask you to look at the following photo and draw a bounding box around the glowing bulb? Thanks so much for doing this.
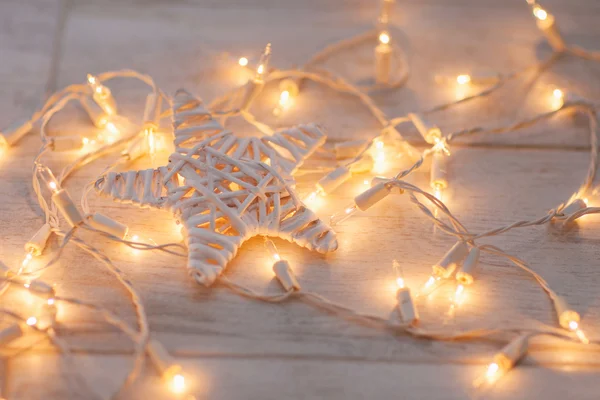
[575,329,589,344]
[26,317,37,326]
[273,90,293,116]
[170,373,186,394]
[364,179,370,186]
[279,90,290,107]
[568,320,578,331]
[38,166,60,194]
[265,239,281,263]
[238,57,249,67]
[396,277,405,289]
[131,235,139,241]
[373,139,386,174]
[533,6,548,21]
[106,122,119,135]
[553,88,563,99]
[452,283,467,305]
[305,191,319,203]
[254,43,271,81]
[486,363,500,379]
[47,298,55,305]
[379,32,390,45]
[392,260,405,289]
[23,283,30,289]
[425,276,437,288]
[566,320,589,344]
[456,74,471,85]
[455,284,464,297]
[583,198,589,206]
[419,275,442,296]
[87,74,97,86]
[22,252,34,269]
[433,184,443,202]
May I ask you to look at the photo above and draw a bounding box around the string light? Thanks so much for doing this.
[0,119,33,149]
[456,74,471,85]
[393,260,419,325]
[238,57,249,67]
[430,151,449,204]
[273,90,291,116]
[255,43,271,81]
[330,182,392,225]
[421,241,469,295]
[265,239,301,291]
[553,296,589,344]
[147,339,189,395]
[474,334,529,388]
[529,2,566,51]
[240,44,272,110]
[87,74,117,116]
[453,247,480,304]
[379,0,395,24]
[37,166,84,227]
[375,29,393,84]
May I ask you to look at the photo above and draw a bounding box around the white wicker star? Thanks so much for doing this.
[95,90,337,286]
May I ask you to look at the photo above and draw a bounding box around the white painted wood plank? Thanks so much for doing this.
[0,0,61,123]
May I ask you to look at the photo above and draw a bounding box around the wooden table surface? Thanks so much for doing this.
[2,0,600,399]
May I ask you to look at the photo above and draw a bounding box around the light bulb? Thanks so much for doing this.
[553,88,563,99]
[474,334,529,388]
[433,184,444,202]
[255,43,271,81]
[273,90,292,116]
[304,190,321,203]
[453,283,465,304]
[373,139,386,174]
[420,275,442,296]
[87,74,101,94]
[21,250,34,271]
[26,316,37,326]
[330,204,359,226]
[170,373,186,394]
[279,90,290,106]
[47,298,55,305]
[86,74,116,116]
[485,362,500,380]
[106,121,120,135]
[37,166,60,194]
[533,5,548,21]
[238,57,249,67]
[566,319,589,344]
[265,239,281,262]
[378,31,390,45]
[331,183,392,225]
[456,74,471,85]
[393,259,405,288]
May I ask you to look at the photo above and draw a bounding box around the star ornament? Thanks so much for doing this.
[95,90,338,286]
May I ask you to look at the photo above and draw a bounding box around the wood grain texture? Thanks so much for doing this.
[5,353,600,400]
[1,0,600,399]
